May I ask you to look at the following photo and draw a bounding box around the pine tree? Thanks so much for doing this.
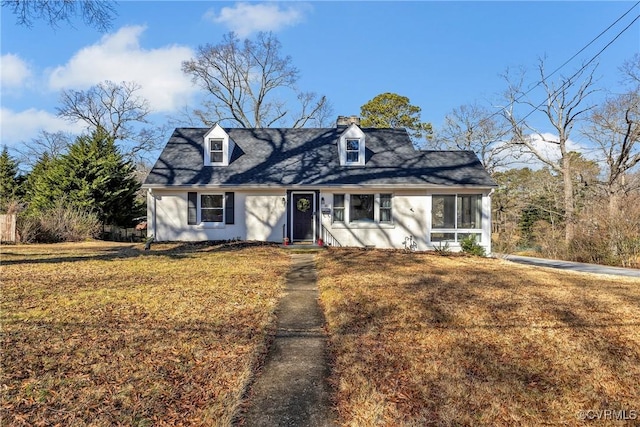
[28,129,142,226]
[24,153,57,214]
[0,146,20,212]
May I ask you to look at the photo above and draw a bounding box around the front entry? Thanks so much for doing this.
[292,193,315,241]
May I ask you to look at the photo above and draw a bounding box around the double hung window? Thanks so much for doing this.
[333,194,345,222]
[346,139,360,163]
[201,194,224,223]
[209,139,223,163]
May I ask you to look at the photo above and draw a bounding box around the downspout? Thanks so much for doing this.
[148,188,157,240]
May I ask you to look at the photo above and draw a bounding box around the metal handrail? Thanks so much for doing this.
[320,224,342,247]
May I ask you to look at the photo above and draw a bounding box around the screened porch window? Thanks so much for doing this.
[431,194,482,242]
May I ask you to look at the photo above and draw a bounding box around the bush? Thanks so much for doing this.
[460,235,485,256]
[18,201,100,243]
[532,220,566,260]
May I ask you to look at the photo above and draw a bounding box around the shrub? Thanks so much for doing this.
[460,235,485,256]
[18,201,100,243]
[433,241,452,255]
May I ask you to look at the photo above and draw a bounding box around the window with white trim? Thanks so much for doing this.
[201,194,224,223]
[209,139,223,164]
[431,194,482,242]
[331,193,393,224]
[379,194,392,223]
[346,139,360,163]
[338,124,365,166]
[333,194,345,223]
[350,194,374,222]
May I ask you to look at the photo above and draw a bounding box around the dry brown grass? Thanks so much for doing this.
[1,241,289,426]
[318,249,640,426]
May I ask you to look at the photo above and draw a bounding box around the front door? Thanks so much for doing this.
[292,193,315,241]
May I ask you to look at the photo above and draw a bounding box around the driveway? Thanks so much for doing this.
[497,254,640,278]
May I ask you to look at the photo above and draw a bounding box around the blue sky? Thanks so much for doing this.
[1,1,638,163]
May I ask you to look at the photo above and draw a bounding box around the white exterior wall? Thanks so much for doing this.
[319,189,492,254]
[147,187,492,254]
[319,190,429,250]
[147,189,287,242]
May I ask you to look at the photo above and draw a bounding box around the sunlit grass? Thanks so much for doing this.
[1,241,289,426]
[318,249,640,426]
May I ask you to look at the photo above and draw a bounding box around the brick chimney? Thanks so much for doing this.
[336,115,361,127]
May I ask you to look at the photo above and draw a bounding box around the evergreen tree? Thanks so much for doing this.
[28,129,141,226]
[0,147,20,212]
[360,93,433,141]
[23,153,56,214]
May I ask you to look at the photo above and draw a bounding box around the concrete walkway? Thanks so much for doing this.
[498,254,640,278]
[240,253,336,426]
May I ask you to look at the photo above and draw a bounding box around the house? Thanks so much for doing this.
[143,116,497,252]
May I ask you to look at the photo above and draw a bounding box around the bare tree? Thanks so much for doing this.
[15,130,72,169]
[436,103,512,173]
[583,73,640,215]
[501,60,598,242]
[182,32,329,128]
[620,53,640,86]
[2,0,116,31]
[57,80,165,161]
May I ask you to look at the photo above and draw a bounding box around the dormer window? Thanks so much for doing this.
[338,123,366,166]
[346,139,360,163]
[203,124,234,166]
[209,139,224,163]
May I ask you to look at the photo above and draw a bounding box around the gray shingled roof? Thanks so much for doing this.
[143,127,497,188]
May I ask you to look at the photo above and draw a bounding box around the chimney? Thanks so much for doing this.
[336,115,361,127]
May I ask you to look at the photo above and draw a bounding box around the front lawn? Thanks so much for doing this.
[318,249,640,426]
[1,242,289,426]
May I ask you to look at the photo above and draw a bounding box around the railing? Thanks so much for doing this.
[320,224,342,247]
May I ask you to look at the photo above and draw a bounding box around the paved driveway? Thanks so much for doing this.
[497,254,640,278]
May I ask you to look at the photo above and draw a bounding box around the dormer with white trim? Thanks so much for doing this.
[338,123,366,166]
[203,124,235,166]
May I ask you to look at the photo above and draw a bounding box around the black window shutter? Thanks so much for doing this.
[187,192,197,225]
[225,192,235,224]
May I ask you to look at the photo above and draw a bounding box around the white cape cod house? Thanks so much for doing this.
[143,116,497,253]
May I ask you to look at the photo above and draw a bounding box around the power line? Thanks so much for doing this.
[523,1,640,97]
[508,11,640,136]
[467,2,640,143]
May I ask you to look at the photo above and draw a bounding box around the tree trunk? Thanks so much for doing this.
[563,157,575,243]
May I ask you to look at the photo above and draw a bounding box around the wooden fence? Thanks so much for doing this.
[0,214,17,243]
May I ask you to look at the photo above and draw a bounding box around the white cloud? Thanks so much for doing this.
[1,53,33,90]
[206,2,310,37]
[47,25,196,112]
[526,132,587,163]
[495,132,591,171]
[0,108,84,148]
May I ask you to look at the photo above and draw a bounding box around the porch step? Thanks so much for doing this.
[281,244,327,252]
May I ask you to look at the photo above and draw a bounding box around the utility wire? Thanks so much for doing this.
[465,1,640,144]
[507,11,640,136]
[521,1,640,97]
